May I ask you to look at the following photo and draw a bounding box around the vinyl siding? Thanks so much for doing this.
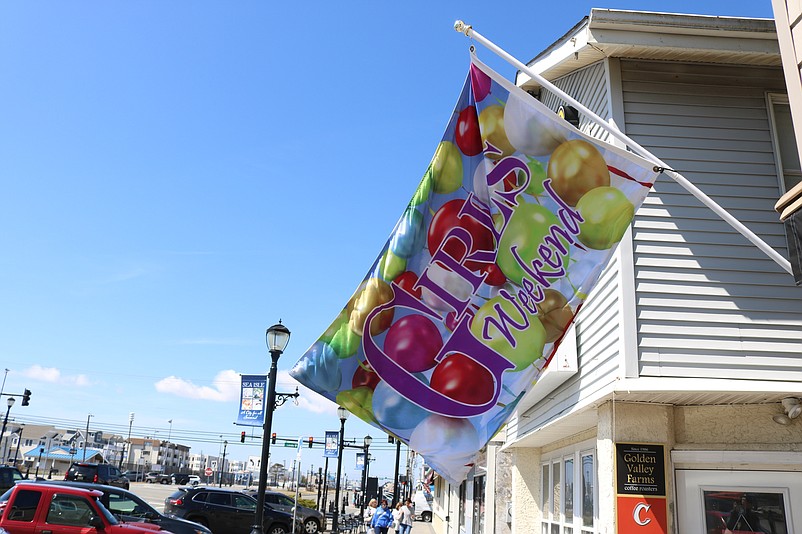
[620,59,802,380]
[512,61,620,434]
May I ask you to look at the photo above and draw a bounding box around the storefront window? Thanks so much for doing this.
[472,475,485,534]
[458,481,466,530]
[703,490,787,533]
[542,450,596,533]
[581,454,594,530]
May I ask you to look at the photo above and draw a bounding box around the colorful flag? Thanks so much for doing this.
[290,57,658,483]
[237,375,267,427]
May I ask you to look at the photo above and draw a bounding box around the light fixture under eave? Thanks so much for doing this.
[781,397,802,419]
[773,413,792,425]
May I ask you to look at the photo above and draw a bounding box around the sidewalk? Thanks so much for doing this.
[329,506,436,534]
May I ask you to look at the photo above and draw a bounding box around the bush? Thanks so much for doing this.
[298,498,316,509]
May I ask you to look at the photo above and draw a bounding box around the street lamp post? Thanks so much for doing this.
[391,436,401,507]
[0,397,16,461]
[332,406,349,533]
[82,413,93,461]
[120,412,134,470]
[358,435,373,520]
[12,424,24,466]
[218,440,228,487]
[250,321,292,534]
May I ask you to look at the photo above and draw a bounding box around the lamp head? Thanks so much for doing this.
[266,321,291,353]
[337,406,349,421]
[364,435,373,447]
[7,397,15,408]
[781,397,802,419]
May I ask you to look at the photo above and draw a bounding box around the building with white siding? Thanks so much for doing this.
[433,9,802,534]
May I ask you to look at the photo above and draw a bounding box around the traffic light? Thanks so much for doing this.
[21,389,31,406]
[240,431,246,443]
[308,436,314,448]
[271,432,276,444]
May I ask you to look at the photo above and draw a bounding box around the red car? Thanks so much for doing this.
[0,482,167,533]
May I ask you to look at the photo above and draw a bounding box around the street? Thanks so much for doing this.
[127,482,436,534]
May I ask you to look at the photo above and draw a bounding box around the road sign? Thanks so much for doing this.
[204,467,213,476]
[284,441,297,448]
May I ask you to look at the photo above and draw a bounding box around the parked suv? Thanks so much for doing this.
[64,463,129,490]
[0,466,23,495]
[5,479,211,534]
[244,489,325,534]
[164,486,296,534]
[144,471,171,484]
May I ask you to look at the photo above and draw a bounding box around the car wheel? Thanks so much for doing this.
[421,512,432,523]
[267,523,288,534]
[146,479,153,484]
[304,518,321,534]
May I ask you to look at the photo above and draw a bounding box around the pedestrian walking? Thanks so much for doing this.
[364,498,378,531]
[397,499,414,534]
[391,502,402,534]
[370,499,395,534]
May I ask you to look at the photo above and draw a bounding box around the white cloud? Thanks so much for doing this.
[154,369,241,401]
[282,370,338,415]
[18,365,92,387]
[153,369,338,417]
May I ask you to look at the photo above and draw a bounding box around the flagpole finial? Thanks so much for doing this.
[454,20,472,36]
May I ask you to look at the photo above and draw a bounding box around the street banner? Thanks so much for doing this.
[290,57,658,483]
[356,452,365,471]
[237,375,266,427]
[324,431,339,458]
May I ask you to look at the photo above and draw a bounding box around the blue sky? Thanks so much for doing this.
[0,0,774,481]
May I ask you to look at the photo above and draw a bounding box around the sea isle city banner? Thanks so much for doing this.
[237,374,266,427]
[290,57,658,483]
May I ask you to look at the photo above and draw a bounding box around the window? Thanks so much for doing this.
[542,449,596,534]
[234,494,257,511]
[472,475,486,534]
[768,94,802,195]
[458,481,466,530]
[7,489,41,522]
[46,494,95,527]
[208,492,231,506]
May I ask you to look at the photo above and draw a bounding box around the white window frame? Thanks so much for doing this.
[767,92,802,195]
[541,441,597,534]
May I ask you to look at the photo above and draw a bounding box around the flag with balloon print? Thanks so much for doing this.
[290,56,658,484]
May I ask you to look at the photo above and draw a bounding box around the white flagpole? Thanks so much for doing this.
[454,20,793,275]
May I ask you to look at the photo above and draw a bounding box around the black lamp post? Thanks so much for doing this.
[12,424,24,466]
[332,406,349,533]
[250,321,294,534]
[391,436,401,507]
[358,435,373,520]
[120,412,134,469]
[0,397,15,460]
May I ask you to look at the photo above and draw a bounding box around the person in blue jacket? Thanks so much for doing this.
[371,499,395,534]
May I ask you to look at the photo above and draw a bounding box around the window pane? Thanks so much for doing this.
[581,455,594,528]
[703,490,787,533]
[552,463,561,520]
[564,458,574,522]
[542,464,550,521]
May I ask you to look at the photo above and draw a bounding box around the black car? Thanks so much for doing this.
[65,462,129,489]
[6,479,211,534]
[0,466,24,494]
[164,486,296,534]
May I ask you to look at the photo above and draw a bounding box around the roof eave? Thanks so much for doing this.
[515,8,781,91]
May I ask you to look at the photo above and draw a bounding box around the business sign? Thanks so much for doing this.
[324,431,339,458]
[237,375,266,426]
[615,443,667,533]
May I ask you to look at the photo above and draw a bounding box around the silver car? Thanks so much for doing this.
[245,490,325,534]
